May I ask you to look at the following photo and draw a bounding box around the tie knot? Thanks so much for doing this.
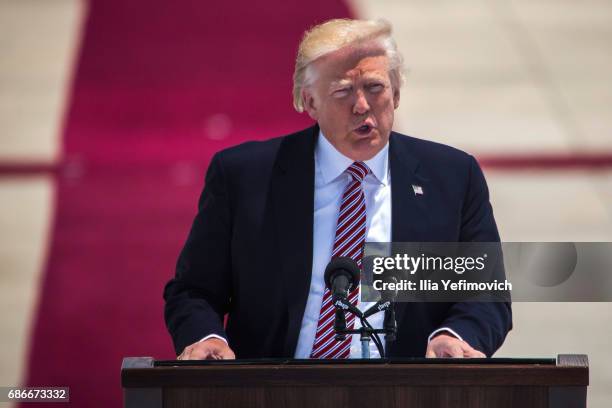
[346,161,370,183]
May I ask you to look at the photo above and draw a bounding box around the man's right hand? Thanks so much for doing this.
[177,338,236,360]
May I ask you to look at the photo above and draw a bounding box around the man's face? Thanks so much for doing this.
[303,43,400,161]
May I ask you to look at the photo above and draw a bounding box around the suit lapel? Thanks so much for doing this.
[390,132,423,242]
[388,132,424,342]
[271,125,317,356]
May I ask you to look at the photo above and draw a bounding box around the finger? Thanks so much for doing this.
[458,340,475,352]
[425,347,437,358]
[182,343,212,360]
[190,347,214,360]
[458,341,484,358]
[219,347,236,360]
[464,348,486,358]
[447,345,464,358]
[210,345,234,360]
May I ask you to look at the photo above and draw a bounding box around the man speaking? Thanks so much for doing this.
[163,19,512,360]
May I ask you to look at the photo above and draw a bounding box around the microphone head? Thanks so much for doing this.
[381,274,399,302]
[324,257,360,291]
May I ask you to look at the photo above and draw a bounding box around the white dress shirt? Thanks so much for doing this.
[294,131,391,358]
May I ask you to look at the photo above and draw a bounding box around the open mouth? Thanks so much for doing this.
[354,124,373,135]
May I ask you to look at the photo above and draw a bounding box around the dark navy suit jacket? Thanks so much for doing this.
[164,125,512,358]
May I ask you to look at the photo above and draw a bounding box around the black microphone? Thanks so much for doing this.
[384,307,397,342]
[383,275,398,342]
[363,273,399,318]
[324,257,360,299]
[333,309,347,341]
[381,274,399,302]
[325,257,362,318]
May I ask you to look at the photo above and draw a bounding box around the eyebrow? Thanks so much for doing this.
[330,74,388,89]
[361,73,387,82]
[330,79,352,89]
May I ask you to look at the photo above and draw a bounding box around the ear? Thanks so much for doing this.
[302,88,318,121]
[393,88,400,109]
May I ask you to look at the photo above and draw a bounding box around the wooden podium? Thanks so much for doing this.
[121,355,588,408]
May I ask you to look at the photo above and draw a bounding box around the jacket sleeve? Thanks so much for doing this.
[163,153,232,356]
[439,155,513,356]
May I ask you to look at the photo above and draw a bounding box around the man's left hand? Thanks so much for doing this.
[425,333,485,358]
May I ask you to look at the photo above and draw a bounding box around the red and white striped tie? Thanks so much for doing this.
[310,161,370,359]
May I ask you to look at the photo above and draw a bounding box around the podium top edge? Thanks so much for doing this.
[127,357,562,367]
[121,355,588,369]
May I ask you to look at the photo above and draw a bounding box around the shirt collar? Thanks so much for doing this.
[315,130,389,186]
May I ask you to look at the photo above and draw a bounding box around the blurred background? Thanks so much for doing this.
[1,0,611,406]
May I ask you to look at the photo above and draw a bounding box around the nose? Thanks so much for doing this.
[353,90,370,115]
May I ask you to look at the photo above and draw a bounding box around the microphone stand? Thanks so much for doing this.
[331,296,396,359]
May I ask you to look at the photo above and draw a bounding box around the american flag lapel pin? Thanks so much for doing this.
[412,184,423,196]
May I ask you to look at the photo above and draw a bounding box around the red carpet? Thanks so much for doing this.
[22,1,351,407]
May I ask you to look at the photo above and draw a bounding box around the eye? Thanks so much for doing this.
[333,88,350,98]
[368,83,384,93]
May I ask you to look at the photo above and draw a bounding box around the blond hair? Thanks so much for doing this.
[292,19,405,112]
